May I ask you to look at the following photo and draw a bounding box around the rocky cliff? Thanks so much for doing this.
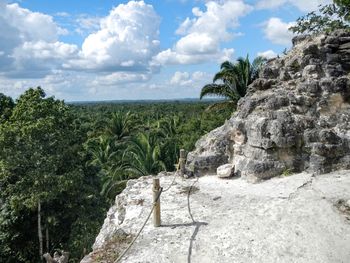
[186,30,350,182]
[81,171,350,263]
[81,30,350,263]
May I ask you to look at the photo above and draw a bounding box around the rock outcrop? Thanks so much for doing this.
[81,170,350,263]
[186,30,350,182]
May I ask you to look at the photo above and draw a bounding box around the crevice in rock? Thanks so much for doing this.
[288,175,314,200]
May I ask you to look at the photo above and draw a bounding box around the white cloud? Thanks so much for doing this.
[170,71,191,85]
[262,17,295,46]
[170,71,211,87]
[0,2,73,77]
[70,1,160,73]
[153,0,252,65]
[257,50,278,59]
[0,0,161,83]
[54,12,70,17]
[2,3,67,42]
[92,72,151,86]
[256,0,332,12]
[75,15,101,35]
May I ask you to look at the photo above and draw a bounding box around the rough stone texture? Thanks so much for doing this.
[186,30,350,182]
[216,163,234,178]
[81,170,350,263]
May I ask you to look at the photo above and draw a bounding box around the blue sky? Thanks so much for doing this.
[0,0,330,101]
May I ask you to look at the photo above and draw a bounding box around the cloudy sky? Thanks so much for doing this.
[0,0,330,101]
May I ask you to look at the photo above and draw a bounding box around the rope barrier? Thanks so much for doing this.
[114,187,163,263]
[187,176,199,223]
[163,156,186,193]
[114,154,199,263]
[162,172,178,192]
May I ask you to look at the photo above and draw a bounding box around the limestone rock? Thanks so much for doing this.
[81,170,350,263]
[186,30,350,182]
[216,164,234,178]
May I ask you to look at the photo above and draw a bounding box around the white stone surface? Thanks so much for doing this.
[216,163,234,178]
[82,170,350,263]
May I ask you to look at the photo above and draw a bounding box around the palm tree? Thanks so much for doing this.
[86,136,117,171]
[85,136,128,198]
[200,55,266,111]
[105,111,134,142]
[125,132,166,177]
[156,116,180,171]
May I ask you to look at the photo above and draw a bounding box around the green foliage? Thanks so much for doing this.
[290,1,350,34]
[0,93,14,122]
[200,55,265,111]
[0,89,230,262]
[0,87,107,262]
[125,132,166,176]
[282,169,292,177]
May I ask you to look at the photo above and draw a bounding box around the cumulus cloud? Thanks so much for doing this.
[170,71,191,86]
[257,50,278,59]
[170,71,211,87]
[262,17,295,46]
[92,72,151,86]
[153,0,252,65]
[256,0,332,12]
[0,0,161,85]
[70,1,160,73]
[0,2,75,77]
[75,15,101,35]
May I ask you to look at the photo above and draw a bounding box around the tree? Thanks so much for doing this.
[156,117,180,171]
[290,0,350,34]
[105,111,135,143]
[85,135,128,200]
[200,55,265,111]
[0,93,14,122]
[0,88,107,262]
[125,132,166,177]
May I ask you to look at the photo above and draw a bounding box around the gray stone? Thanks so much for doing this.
[81,171,350,263]
[185,29,350,182]
[216,164,234,178]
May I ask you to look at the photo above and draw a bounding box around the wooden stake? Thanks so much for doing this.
[153,178,161,227]
[179,149,186,176]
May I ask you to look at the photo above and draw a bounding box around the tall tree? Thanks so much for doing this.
[200,55,265,111]
[0,93,14,122]
[0,88,107,262]
[105,111,135,143]
[157,117,180,171]
[125,132,166,177]
[85,135,128,199]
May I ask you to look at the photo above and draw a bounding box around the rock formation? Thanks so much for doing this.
[186,30,350,182]
[81,171,350,263]
[81,30,350,263]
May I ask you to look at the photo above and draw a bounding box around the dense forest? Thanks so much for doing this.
[0,0,348,262]
[0,87,231,263]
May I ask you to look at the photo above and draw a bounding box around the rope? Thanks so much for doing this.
[114,154,197,263]
[163,156,186,193]
[114,187,163,263]
[187,176,199,223]
[162,172,178,192]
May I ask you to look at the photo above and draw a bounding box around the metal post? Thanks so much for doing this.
[153,178,161,227]
[179,149,186,176]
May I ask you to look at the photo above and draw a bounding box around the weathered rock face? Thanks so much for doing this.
[186,30,350,182]
[81,170,350,263]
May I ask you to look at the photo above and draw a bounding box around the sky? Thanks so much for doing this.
[0,0,331,101]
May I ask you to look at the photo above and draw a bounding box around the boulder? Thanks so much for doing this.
[186,30,350,182]
[216,164,234,178]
